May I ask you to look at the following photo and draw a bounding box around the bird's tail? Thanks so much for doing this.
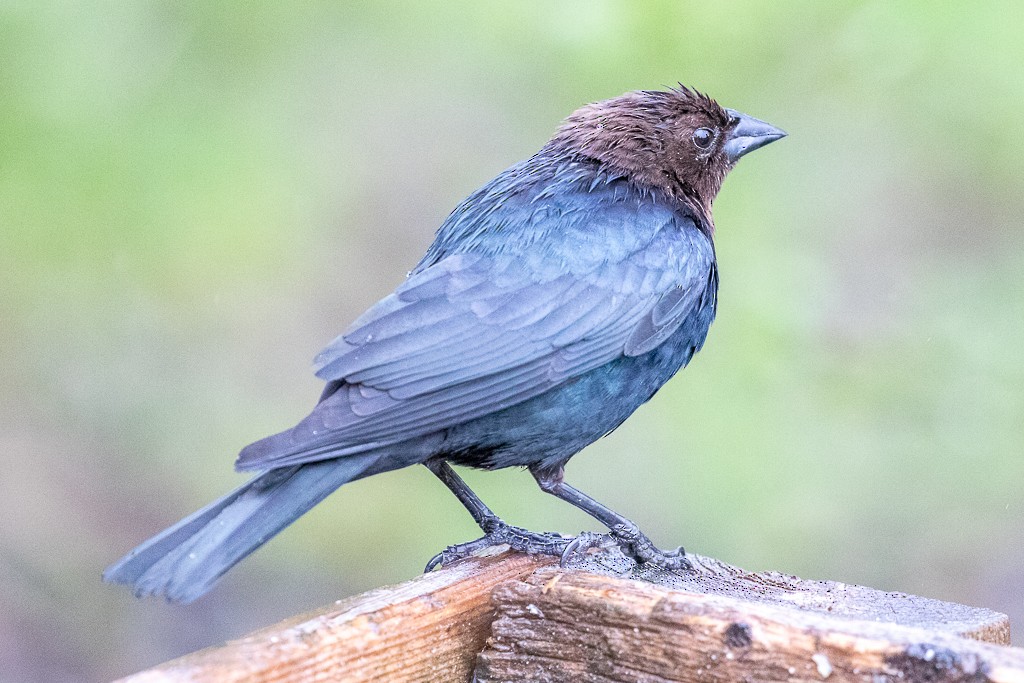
[103,453,382,603]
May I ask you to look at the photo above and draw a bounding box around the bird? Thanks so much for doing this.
[104,85,785,603]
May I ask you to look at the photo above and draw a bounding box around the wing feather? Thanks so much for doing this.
[237,207,715,472]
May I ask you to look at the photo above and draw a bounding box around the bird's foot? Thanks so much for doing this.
[561,522,691,571]
[425,520,572,572]
[425,519,691,573]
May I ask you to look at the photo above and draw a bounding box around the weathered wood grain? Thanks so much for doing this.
[474,554,1022,683]
[117,548,555,683]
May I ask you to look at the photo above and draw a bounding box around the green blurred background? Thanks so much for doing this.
[2,1,1023,680]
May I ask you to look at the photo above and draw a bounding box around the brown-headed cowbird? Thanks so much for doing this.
[105,85,785,602]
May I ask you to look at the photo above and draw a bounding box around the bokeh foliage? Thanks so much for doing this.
[1,1,1022,680]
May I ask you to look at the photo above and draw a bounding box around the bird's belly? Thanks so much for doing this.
[440,331,704,472]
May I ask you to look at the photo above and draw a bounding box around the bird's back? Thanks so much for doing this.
[237,150,718,474]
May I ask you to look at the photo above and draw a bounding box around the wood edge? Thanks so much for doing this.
[115,549,556,683]
[477,567,1023,682]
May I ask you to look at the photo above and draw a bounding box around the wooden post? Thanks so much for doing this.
[118,548,556,683]
[116,549,1023,683]
[477,554,1022,682]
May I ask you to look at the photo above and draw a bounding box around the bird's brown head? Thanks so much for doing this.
[551,85,785,225]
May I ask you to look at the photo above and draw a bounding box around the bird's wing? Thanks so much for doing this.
[236,222,714,471]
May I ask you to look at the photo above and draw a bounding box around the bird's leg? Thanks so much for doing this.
[531,465,692,571]
[425,459,499,531]
[423,460,572,571]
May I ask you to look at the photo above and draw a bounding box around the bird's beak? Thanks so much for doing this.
[723,108,786,163]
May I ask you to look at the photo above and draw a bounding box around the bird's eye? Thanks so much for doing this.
[692,127,715,150]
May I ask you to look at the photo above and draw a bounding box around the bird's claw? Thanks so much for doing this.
[424,536,492,572]
[558,531,618,565]
[425,522,572,572]
[607,522,692,571]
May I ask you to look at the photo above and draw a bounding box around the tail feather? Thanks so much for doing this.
[104,453,381,603]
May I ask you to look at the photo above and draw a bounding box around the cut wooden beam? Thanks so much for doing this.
[116,550,1021,683]
[475,554,1022,683]
[117,548,555,683]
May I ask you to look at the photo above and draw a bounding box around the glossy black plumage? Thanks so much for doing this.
[105,86,785,602]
